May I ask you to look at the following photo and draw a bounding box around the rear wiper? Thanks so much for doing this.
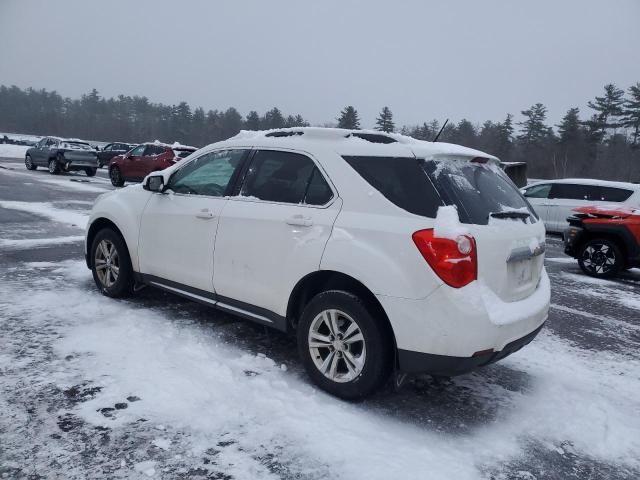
[489,211,531,220]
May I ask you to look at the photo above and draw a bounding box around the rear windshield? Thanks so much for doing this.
[343,156,536,225]
[62,141,92,150]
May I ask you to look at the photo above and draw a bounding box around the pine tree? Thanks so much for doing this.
[495,113,514,159]
[587,83,625,137]
[518,103,552,145]
[557,107,581,144]
[263,107,285,129]
[244,110,261,130]
[337,105,361,129]
[621,83,640,145]
[375,106,395,133]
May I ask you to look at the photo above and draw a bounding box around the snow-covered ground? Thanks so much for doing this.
[0,144,29,158]
[1,166,640,479]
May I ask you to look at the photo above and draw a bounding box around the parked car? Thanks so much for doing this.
[85,127,549,399]
[108,142,197,186]
[522,179,640,233]
[564,205,640,277]
[25,136,99,176]
[97,142,135,168]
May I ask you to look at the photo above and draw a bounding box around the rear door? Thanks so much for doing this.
[213,149,340,316]
[424,159,545,303]
[138,149,248,291]
[547,183,595,231]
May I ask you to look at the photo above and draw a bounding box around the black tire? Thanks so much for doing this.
[578,238,623,278]
[48,158,60,174]
[297,290,393,400]
[90,228,134,298]
[25,155,37,170]
[85,167,97,177]
[109,166,125,187]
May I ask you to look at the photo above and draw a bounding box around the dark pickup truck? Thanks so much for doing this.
[96,142,136,168]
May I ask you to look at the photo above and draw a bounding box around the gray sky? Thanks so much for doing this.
[1,0,639,130]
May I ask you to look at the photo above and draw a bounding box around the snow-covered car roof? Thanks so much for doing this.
[526,178,640,190]
[209,127,499,162]
[141,140,197,150]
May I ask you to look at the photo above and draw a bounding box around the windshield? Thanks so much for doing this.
[423,159,537,225]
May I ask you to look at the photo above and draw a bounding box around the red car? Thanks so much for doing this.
[564,206,640,277]
[108,142,197,187]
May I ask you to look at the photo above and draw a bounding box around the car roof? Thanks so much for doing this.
[527,178,640,190]
[140,140,197,150]
[196,127,498,162]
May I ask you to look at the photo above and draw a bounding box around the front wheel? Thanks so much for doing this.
[90,228,134,298]
[25,155,37,170]
[48,158,60,174]
[109,166,125,187]
[85,167,97,177]
[578,238,623,278]
[297,290,392,400]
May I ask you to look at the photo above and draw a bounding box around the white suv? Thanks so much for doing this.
[85,128,550,399]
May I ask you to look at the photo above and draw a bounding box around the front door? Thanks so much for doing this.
[123,144,146,179]
[213,149,340,316]
[138,149,248,291]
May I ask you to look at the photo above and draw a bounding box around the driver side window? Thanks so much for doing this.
[168,149,247,197]
[130,145,145,156]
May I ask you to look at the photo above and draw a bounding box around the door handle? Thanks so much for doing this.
[195,209,215,220]
[286,214,313,227]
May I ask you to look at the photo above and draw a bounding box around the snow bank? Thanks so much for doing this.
[0,144,29,158]
[0,201,89,228]
[0,235,84,250]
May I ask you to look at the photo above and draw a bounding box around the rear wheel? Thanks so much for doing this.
[25,155,36,170]
[48,158,60,174]
[85,167,97,177]
[109,166,124,187]
[297,290,392,400]
[90,228,134,298]
[578,238,623,278]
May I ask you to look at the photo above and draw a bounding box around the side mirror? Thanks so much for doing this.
[144,175,165,193]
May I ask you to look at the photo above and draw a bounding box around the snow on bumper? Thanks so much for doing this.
[377,269,550,359]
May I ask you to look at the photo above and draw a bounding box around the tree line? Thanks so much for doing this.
[1,83,639,181]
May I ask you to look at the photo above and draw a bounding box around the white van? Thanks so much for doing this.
[522,179,640,233]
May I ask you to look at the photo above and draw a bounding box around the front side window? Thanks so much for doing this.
[241,150,330,205]
[524,184,552,199]
[168,149,247,197]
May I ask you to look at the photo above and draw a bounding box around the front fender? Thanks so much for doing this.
[86,186,152,272]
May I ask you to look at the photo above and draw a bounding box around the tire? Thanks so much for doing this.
[48,158,60,174]
[297,290,393,400]
[577,238,623,278]
[90,228,134,298]
[25,155,37,170]
[109,166,125,187]
[85,167,97,177]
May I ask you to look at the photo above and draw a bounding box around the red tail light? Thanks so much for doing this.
[412,229,477,288]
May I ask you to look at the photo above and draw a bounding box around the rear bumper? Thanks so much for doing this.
[378,269,550,370]
[398,323,544,375]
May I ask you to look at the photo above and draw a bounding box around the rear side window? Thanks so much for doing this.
[595,186,633,202]
[241,150,332,205]
[549,183,595,200]
[342,156,442,218]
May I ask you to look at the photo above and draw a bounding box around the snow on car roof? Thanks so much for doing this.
[222,127,498,161]
[141,140,197,150]
[527,178,640,190]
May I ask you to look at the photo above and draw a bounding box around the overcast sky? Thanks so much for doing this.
[1,0,639,129]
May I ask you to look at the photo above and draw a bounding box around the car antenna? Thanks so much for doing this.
[432,119,449,142]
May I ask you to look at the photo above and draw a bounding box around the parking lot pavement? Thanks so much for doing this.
[1,158,640,480]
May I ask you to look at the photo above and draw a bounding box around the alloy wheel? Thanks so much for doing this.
[48,160,56,173]
[308,309,366,383]
[94,239,120,287]
[25,156,33,169]
[581,242,616,275]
